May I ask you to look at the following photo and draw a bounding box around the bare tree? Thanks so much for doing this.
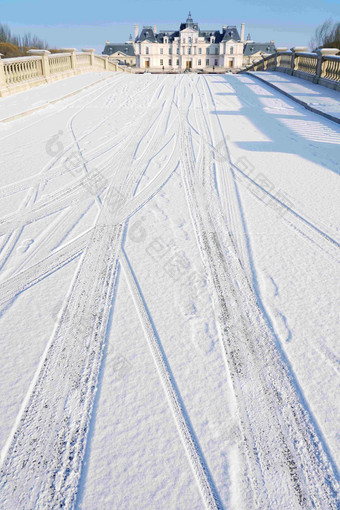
[22,32,48,49]
[0,22,49,52]
[0,23,12,44]
[310,19,340,50]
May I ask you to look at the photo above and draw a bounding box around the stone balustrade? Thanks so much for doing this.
[0,48,121,98]
[242,46,340,91]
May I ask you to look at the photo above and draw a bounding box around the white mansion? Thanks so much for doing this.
[134,12,244,71]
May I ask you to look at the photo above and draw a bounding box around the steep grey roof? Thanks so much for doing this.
[136,27,156,42]
[199,30,222,42]
[135,14,241,43]
[102,43,135,56]
[222,26,241,42]
[243,42,276,55]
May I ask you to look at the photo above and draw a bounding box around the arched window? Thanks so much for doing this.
[146,47,149,55]
[230,46,234,54]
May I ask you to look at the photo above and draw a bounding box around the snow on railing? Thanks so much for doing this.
[277,51,292,69]
[322,55,340,82]
[0,48,120,98]
[2,56,43,85]
[76,52,92,67]
[241,47,340,91]
[295,52,318,75]
[49,53,72,75]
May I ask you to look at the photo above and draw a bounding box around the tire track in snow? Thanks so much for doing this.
[229,161,340,261]
[0,75,160,276]
[0,77,180,509]
[0,230,90,311]
[121,250,222,510]
[177,77,340,508]
[204,75,340,259]
[0,81,181,312]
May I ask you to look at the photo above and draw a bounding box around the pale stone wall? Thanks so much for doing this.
[243,51,272,66]
[109,51,136,66]
[135,27,243,71]
[0,49,123,98]
[243,47,340,91]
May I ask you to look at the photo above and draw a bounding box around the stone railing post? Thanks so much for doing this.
[290,46,308,73]
[60,48,78,70]
[275,47,288,68]
[0,54,6,88]
[27,49,51,79]
[82,49,95,67]
[252,58,261,71]
[101,54,109,70]
[316,47,340,79]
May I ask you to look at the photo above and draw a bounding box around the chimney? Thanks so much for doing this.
[240,23,245,42]
[134,24,139,39]
[153,25,157,35]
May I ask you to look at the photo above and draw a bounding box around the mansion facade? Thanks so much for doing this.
[103,13,276,72]
[134,13,244,71]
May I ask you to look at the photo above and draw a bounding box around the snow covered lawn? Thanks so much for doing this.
[0,72,339,509]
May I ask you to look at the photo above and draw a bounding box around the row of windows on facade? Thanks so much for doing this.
[161,36,224,44]
[144,46,234,55]
[156,58,221,66]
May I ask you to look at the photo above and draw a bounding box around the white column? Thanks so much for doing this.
[240,23,245,42]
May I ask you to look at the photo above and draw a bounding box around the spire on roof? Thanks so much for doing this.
[186,11,193,24]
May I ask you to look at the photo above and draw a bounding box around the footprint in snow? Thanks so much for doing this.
[18,239,34,253]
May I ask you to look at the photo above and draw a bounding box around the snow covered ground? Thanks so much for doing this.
[0,72,339,509]
[248,71,340,122]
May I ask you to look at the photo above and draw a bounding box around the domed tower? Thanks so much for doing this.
[186,11,194,28]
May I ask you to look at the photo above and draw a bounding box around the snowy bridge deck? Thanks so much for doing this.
[0,72,339,509]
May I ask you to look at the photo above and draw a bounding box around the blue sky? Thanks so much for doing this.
[1,0,339,53]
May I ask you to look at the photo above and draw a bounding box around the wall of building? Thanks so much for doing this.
[135,33,243,70]
[111,52,136,66]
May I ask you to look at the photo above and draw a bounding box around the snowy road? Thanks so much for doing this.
[0,72,339,509]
